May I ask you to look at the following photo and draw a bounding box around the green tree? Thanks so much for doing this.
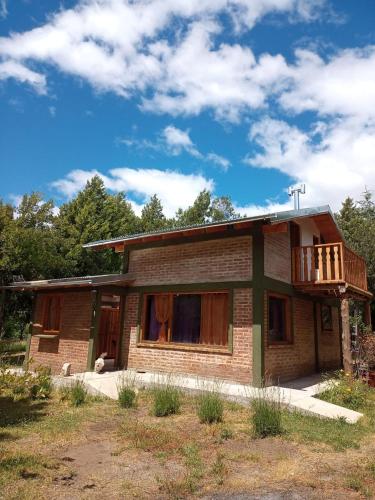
[140,195,166,232]
[174,190,212,227]
[336,190,375,295]
[56,176,139,276]
[209,195,240,222]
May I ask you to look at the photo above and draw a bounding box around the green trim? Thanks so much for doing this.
[128,281,252,294]
[263,277,294,296]
[338,304,343,368]
[122,248,130,274]
[313,302,320,372]
[136,291,143,344]
[86,290,102,371]
[24,292,35,370]
[117,294,127,369]
[228,289,234,353]
[252,222,265,387]
[126,227,254,251]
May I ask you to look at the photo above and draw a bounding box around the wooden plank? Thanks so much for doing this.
[326,247,332,280]
[262,222,288,234]
[318,247,323,283]
[303,247,308,282]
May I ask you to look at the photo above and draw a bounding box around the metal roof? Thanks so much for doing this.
[82,205,338,249]
[1,273,135,291]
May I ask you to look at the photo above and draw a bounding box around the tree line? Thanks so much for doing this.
[0,175,374,337]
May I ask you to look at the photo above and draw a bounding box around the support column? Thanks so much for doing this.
[24,292,35,370]
[86,289,102,371]
[364,301,372,332]
[341,298,352,373]
[313,302,320,373]
[252,223,265,387]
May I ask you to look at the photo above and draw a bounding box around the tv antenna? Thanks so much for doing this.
[288,184,306,210]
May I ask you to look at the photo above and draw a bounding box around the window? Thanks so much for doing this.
[142,292,229,347]
[41,295,62,333]
[321,304,333,331]
[267,293,292,345]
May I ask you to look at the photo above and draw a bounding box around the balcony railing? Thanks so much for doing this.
[292,243,368,292]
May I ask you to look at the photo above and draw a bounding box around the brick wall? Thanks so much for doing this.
[128,236,252,286]
[122,289,253,384]
[264,232,291,283]
[29,291,92,374]
[317,303,341,371]
[264,296,316,383]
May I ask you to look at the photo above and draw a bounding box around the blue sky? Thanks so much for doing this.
[1,0,375,216]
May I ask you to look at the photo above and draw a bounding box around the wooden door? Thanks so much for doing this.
[98,307,120,359]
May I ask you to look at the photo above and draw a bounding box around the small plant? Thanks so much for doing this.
[118,387,137,408]
[60,379,87,407]
[117,372,137,408]
[220,427,233,440]
[30,365,52,399]
[197,391,224,424]
[251,388,283,438]
[319,370,369,410]
[181,443,203,493]
[211,451,226,485]
[152,384,181,417]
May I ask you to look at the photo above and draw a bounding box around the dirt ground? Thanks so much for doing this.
[0,390,375,500]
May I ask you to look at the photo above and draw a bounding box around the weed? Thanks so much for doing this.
[211,451,226,485]
[118,387,136,408]
[197,391,224,424]
[60,380,87,407]
[152,384,181,417]
[220,427,233,440]
[251,389,283,438]
[121,418,175,452]
[181,443,203,493]
[319,370,370,410]
[30,366,52,400]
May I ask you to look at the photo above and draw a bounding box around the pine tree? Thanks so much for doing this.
[141,195,166,232]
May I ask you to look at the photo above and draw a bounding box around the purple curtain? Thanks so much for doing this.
[172,294,201,344]
[146,296,160,341]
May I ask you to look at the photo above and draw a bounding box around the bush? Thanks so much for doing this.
[60,380,87,407]
[251,389,283,438]
[0,365,52,401]
[197,391,224,424]
[319,370,369,410]
[152,384,181,417]
[30,366,52,399]
[118,387,137,408]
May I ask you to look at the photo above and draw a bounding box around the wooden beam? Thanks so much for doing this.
[252,222,265,387]
[364,301,373,332]
[262,222,288,234]
[341,298,352,373]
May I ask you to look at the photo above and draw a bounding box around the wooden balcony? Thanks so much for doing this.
[292,243,370,298]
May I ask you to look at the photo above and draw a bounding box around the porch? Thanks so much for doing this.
[292,242,370,299]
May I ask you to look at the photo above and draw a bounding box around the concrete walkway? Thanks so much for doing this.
[57,370,363,424]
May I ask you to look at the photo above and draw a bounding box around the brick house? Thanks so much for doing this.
[3,206,372,386]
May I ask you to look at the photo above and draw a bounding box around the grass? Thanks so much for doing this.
[152,383,181,417]
[319,370,370,410]
[251,389,283,438]
[197,391,224,424]
[0,340,27,355]
[60,379,88,407]
[0,382,375,499]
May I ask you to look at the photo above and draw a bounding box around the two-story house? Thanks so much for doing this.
[3,205,372,386]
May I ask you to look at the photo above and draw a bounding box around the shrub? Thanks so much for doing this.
[197,391,223,424]
[152,384,181,417]
[319,370,369,410]
[30,366,52,399]
[251,389,283,438]
[60,380,87,407]
[118,387,137,408]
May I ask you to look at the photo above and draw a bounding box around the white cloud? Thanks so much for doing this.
[0,0,7,19]
[244,116,375,212]
[0,0,326,118]
[0,60,46,93]
[52,167,214,217]
[206,153,231,171]
[49,106,56,117]
[162,125,201,158]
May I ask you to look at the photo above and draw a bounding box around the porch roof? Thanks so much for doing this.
[1,273,135,291]
[82,205,343,251]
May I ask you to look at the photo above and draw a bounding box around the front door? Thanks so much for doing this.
[97,294,121,362]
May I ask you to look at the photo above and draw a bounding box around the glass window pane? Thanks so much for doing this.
[172,294,201,344]
[144,296,160,341]
[269,296,286,342]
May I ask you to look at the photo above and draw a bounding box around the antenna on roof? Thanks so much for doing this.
[288,184,306,210]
